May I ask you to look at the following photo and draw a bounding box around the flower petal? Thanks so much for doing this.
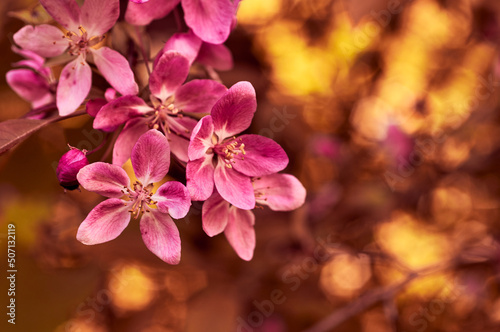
[77,198,131,245]
[91,47,139,96]
[214,161,255,209]
[86,98,106,117]
[186,154,215,201]
[140,210,181,264]
[39,0,80,32]
[231,134,289,176]
[201,191,229,237]
[155,181,191,219]
[224,207,255,261]
[160,30,202,66]
[167,133,190,163]
[188,115,214,161]
[11,46,45,68]
[168,115,199,139]
[212,81,257,139]
[125,0,180,26]
[94,95,152,132]
[77,162,130,197]
[14,58,42,72]
[57,57,91,116]
[174,79,227,114]
[113,118,149,166]
[80,0,119,36]
[6,69,51,105]
[149,51,189,101]
[254,174,306,211]
[13,25,68,58]
[132,129,170,184]
[182,0,234,44]
[196,42,234,71]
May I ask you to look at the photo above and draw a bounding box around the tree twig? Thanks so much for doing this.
[301,259,464,332]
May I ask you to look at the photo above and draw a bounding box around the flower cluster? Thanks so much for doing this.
[7,0,306,263]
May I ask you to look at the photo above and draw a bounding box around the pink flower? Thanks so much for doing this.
[186,81,289,210]
[13,0,138,116]
[93,51,227,165]
[202,173,306,260]
[76,130,191,264]
[126,0,240,44]
[6,46,55,115]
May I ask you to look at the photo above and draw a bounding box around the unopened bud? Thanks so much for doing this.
[56,147,89,190]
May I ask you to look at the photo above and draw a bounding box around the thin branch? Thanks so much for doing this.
[99,129,121,162]
[383,298,399,332]
[21,103,57,119]
[87,132,110,155]
[51,108,87,122]
[301,259,464,332]
[301,273,417,332]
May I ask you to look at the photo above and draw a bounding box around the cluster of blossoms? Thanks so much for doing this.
[7,0,306,263]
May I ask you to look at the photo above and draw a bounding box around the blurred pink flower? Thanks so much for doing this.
[13,0,138,116]
[383,124,414,164]
[310,135,340,160]
[6,46,55,116]
[76,130,191,264]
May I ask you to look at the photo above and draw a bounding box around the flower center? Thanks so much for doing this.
[214,137,246,168]
[123,181,157,219]
[63,26,104,58]
[148,96,185,135]
[149,106,170,132]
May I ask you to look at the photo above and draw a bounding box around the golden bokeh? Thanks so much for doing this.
[108,263,156,312]
[320,251,372,298]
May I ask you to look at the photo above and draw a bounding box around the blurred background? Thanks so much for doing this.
[2,0,500,331]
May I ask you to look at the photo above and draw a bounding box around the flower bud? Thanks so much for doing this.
[56,147,89,190]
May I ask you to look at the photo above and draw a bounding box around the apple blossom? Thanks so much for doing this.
[76,130,191,264]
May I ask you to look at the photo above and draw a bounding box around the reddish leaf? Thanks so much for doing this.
[0,118,53,155]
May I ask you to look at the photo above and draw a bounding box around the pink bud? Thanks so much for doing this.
[56,147,89,190]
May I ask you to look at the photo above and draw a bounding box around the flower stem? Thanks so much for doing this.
[100,128,121,162]
[135,26,151,77]
[87,132,110,155]
[48,108,87,122]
